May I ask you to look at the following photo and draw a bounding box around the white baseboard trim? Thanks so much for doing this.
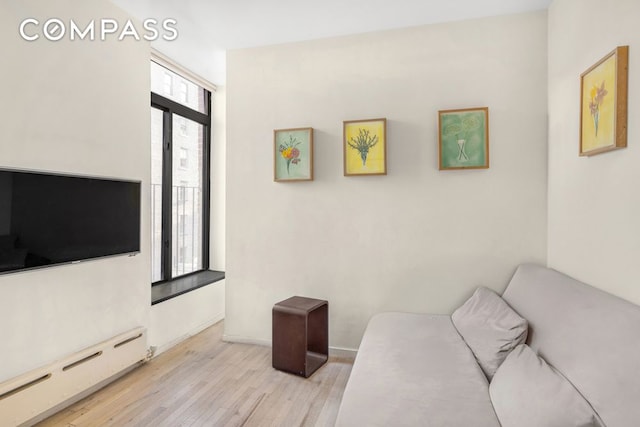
[222,334,271,347]
[329,346,357,359]
[21,363,141,427]
[222,335,357,359]
[153,313,225,357]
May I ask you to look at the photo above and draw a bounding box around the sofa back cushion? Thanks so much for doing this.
[452,287,527,380]
[502,264,640,427]
[490,344,604,427]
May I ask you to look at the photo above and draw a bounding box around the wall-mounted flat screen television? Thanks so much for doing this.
[0,168,141,274]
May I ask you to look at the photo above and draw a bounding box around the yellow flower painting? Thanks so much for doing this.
[344,118,387,176]
[580,46,628,156]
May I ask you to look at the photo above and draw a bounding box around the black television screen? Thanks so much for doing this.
[0,168,141,274]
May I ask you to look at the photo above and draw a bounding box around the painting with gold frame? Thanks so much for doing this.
[343,118,387,176]
[579,46,628,156]
[438,107,489,170]
[274,127,313,182]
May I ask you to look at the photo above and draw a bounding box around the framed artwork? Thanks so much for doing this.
[438,107,489,170]
[344,118,387,176]
[579,46,628,156]
[274,127,313,182]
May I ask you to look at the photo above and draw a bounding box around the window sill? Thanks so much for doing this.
[151,270,225,305]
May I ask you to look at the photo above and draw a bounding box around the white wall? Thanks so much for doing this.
[0,0,227,386]
[225,12,548,351]
[149,279,225,354]
[211,86,227,270]
[0,0,151,383]
[547,0,640,305]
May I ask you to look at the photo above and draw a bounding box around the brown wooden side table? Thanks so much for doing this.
[272,296,328,378]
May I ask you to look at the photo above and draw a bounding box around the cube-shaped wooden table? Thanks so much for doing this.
[272,296,328,378]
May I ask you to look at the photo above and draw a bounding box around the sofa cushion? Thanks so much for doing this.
[452,287,527,380]
[490,344,604,427]
[335,312,500,427]
[502,264,640,426]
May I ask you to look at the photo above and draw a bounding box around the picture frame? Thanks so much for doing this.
[274,127,313,182]
[343,118,387,176]
[438,107,489,170]
[579,46,628,156]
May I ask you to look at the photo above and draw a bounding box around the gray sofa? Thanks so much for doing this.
[335,264,640,426]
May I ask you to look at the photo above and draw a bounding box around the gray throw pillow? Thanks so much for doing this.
[452,286,527,380]
[490,344,604,427]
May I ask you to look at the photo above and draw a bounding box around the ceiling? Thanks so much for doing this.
[111,0,552,84]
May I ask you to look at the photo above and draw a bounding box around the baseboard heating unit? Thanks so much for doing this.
[0,327,147,426]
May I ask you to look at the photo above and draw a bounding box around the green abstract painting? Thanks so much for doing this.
[438,107,489,170]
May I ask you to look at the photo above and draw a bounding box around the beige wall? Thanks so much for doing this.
[0,1,228,384]
[211,86,227,270]
[547,0,640,304]
[150,279,225,354]
[225,11,548,351]
[0,0,150,382]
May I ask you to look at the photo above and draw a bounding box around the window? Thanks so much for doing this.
[163,72,173,96]
[151,62,206,113]
[177,117,188,136]
[179,81,188,103]
[179,214,187,234]
[178,246,187,264]
[179,148,188,169]
[177,180,189,203]
[151,61,211,283]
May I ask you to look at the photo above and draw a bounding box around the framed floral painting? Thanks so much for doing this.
[579,46,628,156]
[344,118,387,176]
[274,127,313,182]
[438,107,489,170]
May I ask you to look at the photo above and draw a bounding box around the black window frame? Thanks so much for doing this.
[151,85,212,285]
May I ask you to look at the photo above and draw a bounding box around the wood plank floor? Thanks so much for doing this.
[36,321,353,427]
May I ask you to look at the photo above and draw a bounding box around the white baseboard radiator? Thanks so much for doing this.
[0,327,148,426]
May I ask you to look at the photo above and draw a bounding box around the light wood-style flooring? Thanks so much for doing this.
[37,321,353,427]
